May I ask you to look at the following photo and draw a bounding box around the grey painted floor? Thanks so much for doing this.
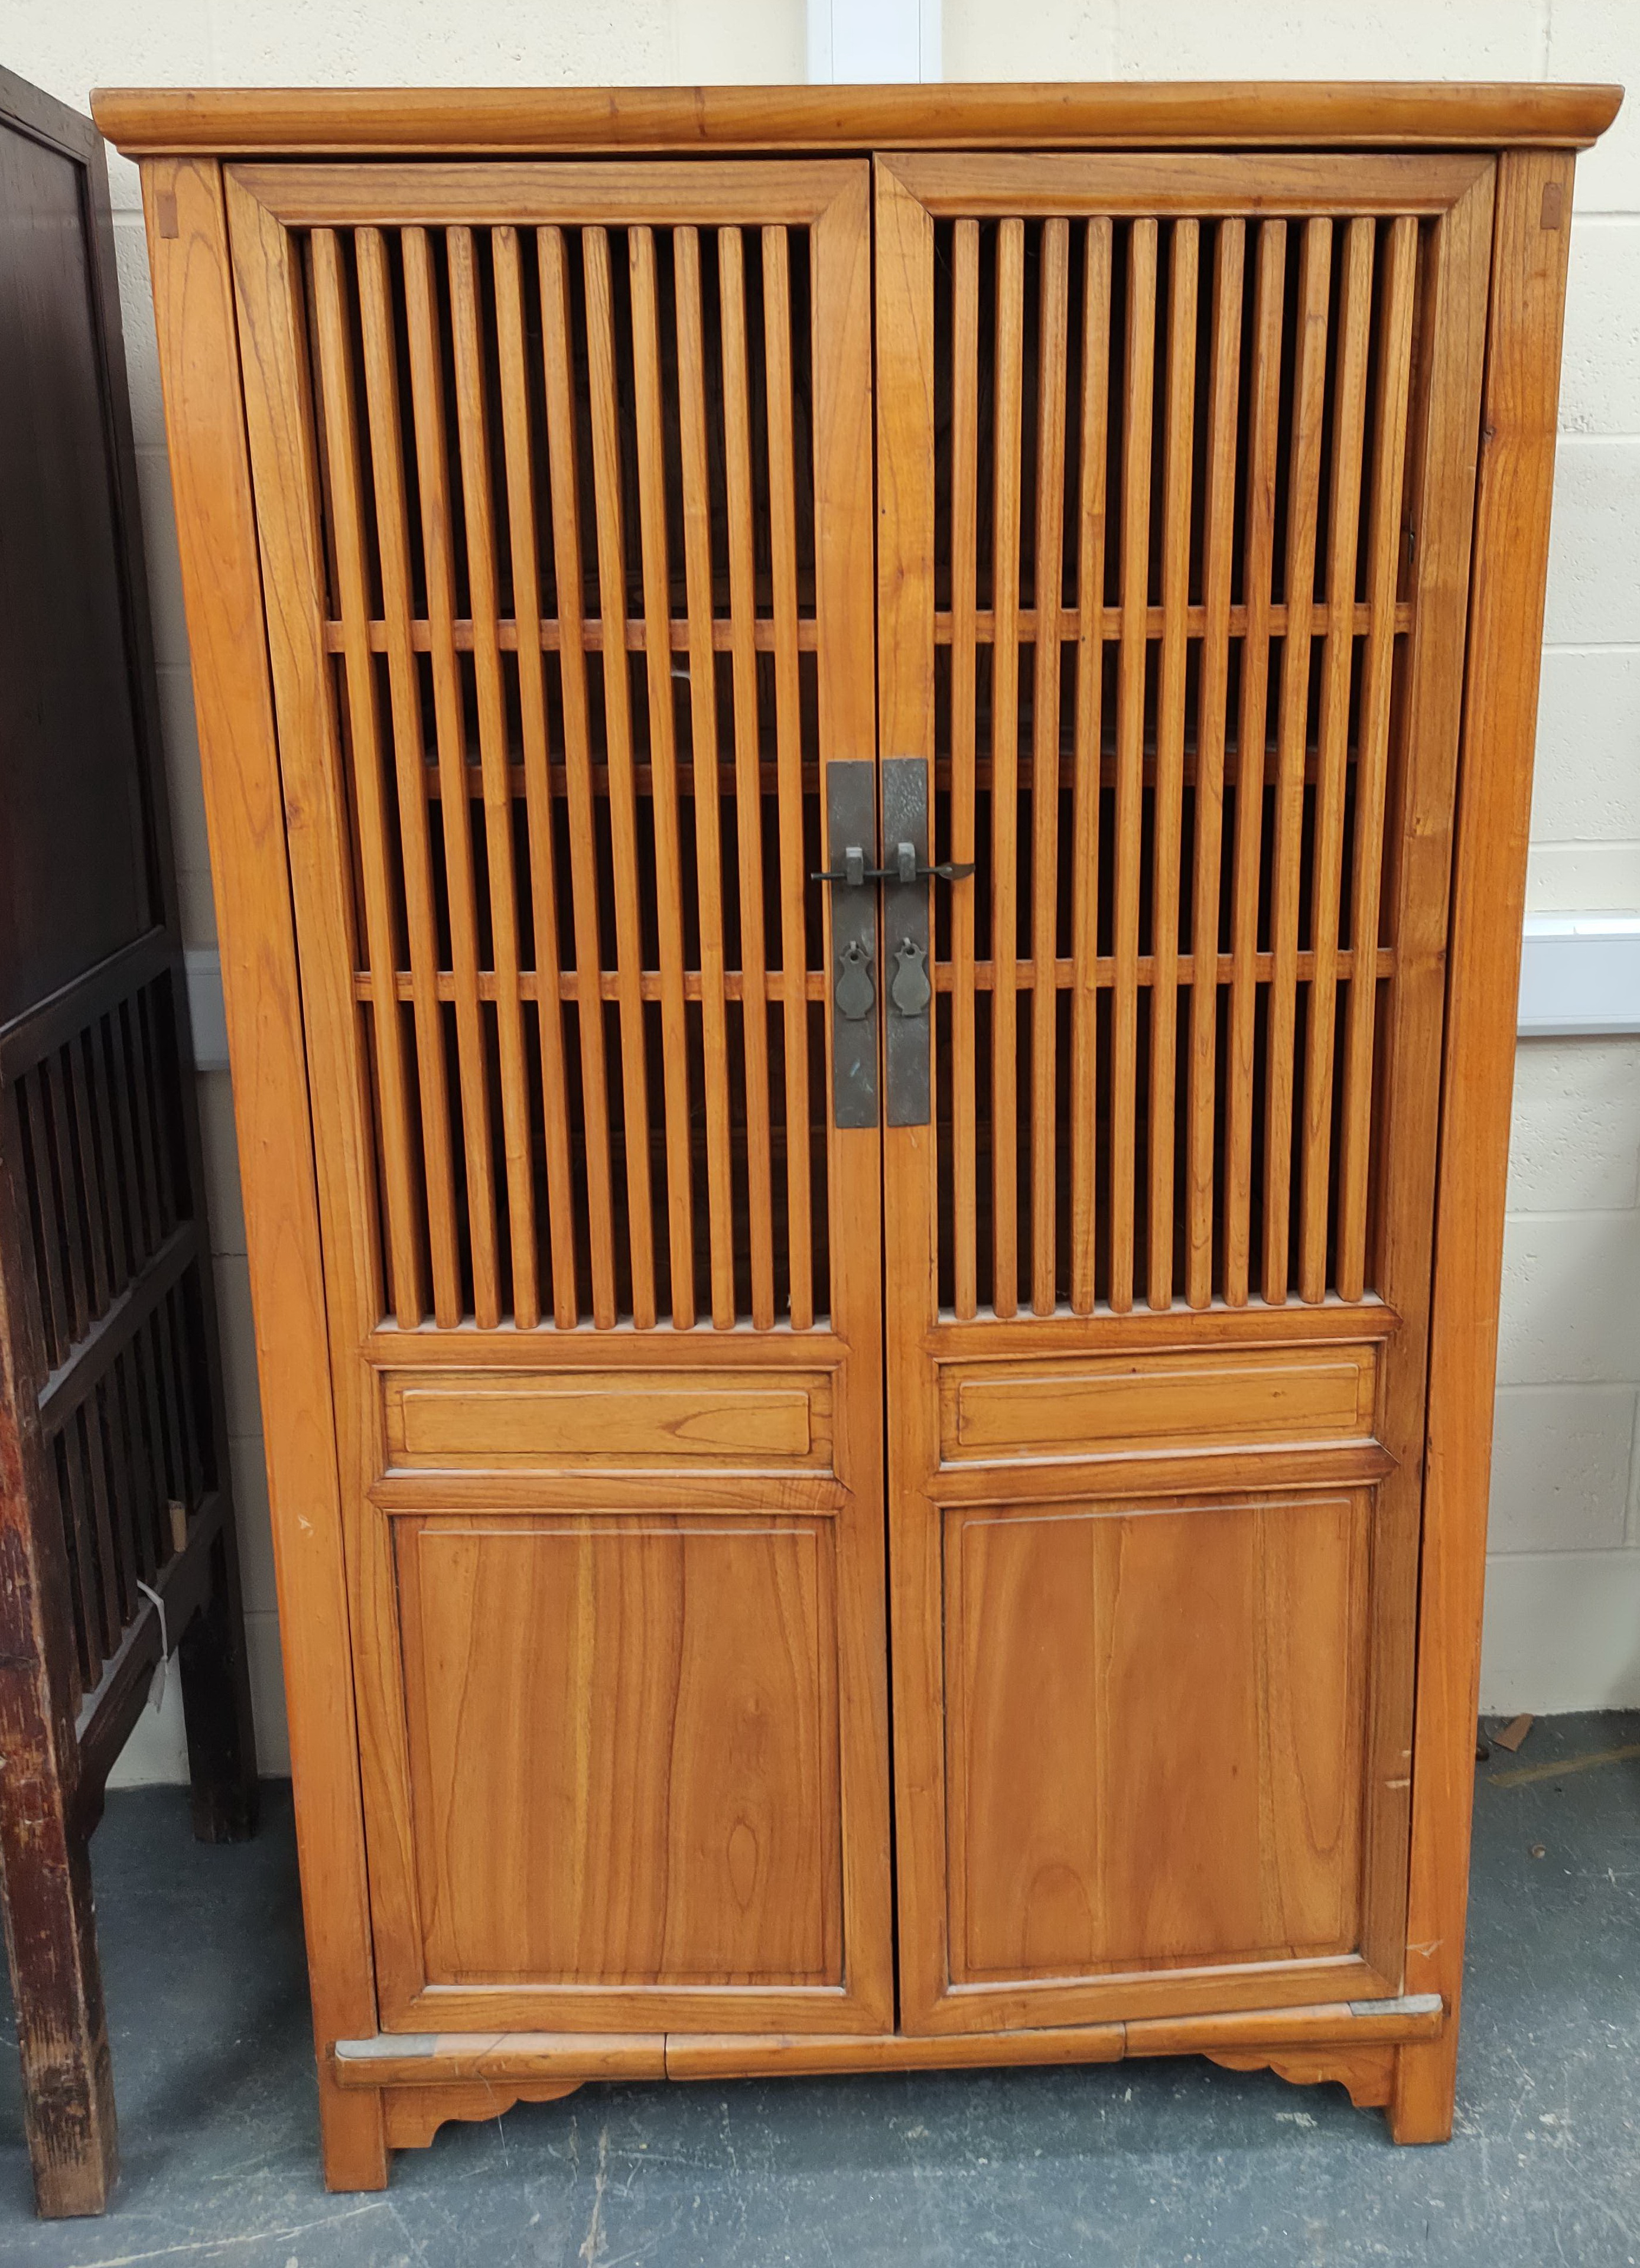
[1,1710,1636,2266]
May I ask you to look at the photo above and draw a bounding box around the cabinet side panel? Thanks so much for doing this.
[1394,147,1576,2147]
[139,155,385,2190]
[1354,163,1494,1986]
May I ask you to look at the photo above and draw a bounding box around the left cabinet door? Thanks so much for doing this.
[223,157,892,2035]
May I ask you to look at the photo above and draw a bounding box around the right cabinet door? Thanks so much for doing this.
[873,150,1496,2032]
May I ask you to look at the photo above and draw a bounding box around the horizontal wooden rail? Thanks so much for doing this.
[932,598,1416,645]
[92,80,1622,156]
[376,745,1387,803]
[353,946,1397,1008]
[0,927,175,1086]
[320,613,815,655]
[35,1223,197,1437]
[317,596,1412,658]
[329,1990,1444,2088]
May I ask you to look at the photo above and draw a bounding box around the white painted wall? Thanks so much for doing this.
[0,0,1632,1774]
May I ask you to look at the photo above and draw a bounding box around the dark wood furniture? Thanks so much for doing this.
[95,79,1619,2188]
[0,66,258,2219]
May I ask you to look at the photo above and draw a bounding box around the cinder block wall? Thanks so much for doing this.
[6,1,1636,1775]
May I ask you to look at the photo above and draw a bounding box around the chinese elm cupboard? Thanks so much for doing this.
[95,80,1620,2183]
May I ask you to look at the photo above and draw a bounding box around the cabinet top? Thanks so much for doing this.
[92,80,1622,160]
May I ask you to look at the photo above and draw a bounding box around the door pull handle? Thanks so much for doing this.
[835,938,876,1021]
[890,938,932,1018]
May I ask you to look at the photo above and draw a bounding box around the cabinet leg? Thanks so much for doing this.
[1388,2034,1457,2144]
[0,1762,119,2215]
[318,2062,389,2192]
[177,1519,259,1845]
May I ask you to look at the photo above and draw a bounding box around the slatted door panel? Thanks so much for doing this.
[224,161,892,2034]
[876,152,1495,2031]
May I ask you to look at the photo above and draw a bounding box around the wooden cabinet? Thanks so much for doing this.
[96,77,1619,2183]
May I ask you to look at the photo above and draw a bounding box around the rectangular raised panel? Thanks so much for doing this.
[943,1494,1370,1983]
[396,1517,841,1987]
[382,1369,830,1473]
[941,1346,1378,1464]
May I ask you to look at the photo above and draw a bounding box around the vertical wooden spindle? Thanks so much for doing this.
[1262,217,1333,1306]
[990,217,1025,1320]
[1147,217,1198,1311]
[1110,216,1158,1315]
[493,225,580,1328]
[1069,219,1113,1317]
[1300,216,1375,1302]
[403,226,502,1327]
[538,224,620,1328]
[1185,219,1245,1310]
[1030,217,1069,1316]
[1223,219,1287,1307]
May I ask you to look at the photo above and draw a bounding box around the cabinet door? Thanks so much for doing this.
[224,160,893,2033]
[874,151,1495,2030]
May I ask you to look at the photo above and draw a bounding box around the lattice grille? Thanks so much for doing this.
[12,975,211,1700]
[928,210,1423,1318]
[304,220,829,1333]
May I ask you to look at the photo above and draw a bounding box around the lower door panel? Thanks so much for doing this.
[943,1491,1369,1988]
[352,1343,894,2039]
[397,1515,841,1991]
[892,1448,1408,2032]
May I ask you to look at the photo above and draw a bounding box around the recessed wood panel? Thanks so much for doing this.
[940,1344,1377,1463]
[382,1368,830,1472]
[943,1493,1369,1983]
[396,1516,841,1987]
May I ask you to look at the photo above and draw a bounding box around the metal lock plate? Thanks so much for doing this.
[881,756,932,1127]
[822,760,879,1129]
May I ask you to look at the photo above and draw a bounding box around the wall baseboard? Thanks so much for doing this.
[1518,914,1640,1035]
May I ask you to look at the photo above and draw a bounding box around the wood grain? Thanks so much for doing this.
[149,156,385,2192]
[1394,149,1575,2149]
[396,1516,840,1996]
[945,1495,1368,1986]
[94,83,1624,158]
[939,1345,1377,1460]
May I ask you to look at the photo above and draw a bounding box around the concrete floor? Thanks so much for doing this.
[1,1711,1636,2267]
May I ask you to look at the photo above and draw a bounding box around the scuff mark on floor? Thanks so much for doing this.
[50,2199,389,2267]
[578,2119,610,2265]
